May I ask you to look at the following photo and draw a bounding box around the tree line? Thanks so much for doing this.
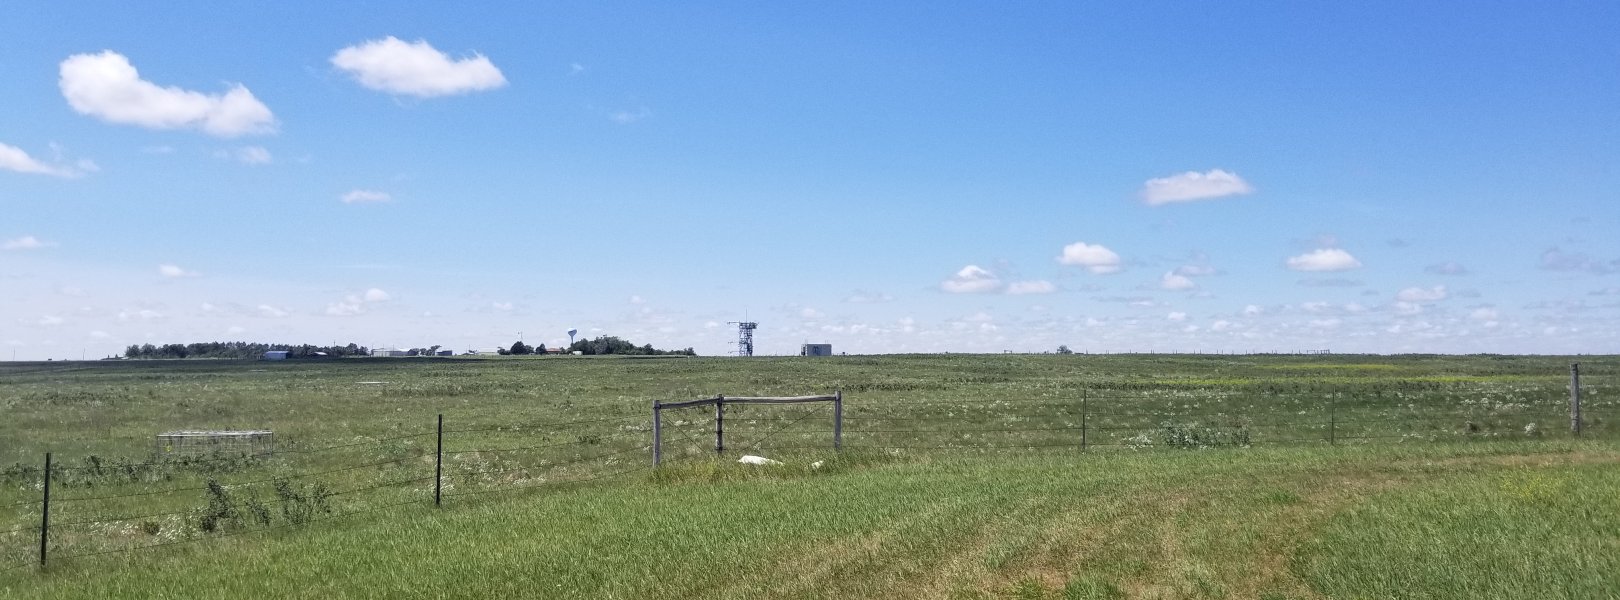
[122,342,371,360]
[496,335,696,356]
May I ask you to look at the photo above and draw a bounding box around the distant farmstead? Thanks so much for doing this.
[262,350,289,361]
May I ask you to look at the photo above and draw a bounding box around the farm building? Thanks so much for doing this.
[801,343,832,356]
[436,350,454,356]
[262,350,289,360]
[371,348,409,357]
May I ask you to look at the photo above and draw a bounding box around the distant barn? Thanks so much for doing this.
[262,350,289,361]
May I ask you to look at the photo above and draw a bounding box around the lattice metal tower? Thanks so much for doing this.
[729,321,758,357]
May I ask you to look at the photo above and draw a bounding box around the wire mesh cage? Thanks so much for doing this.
[153,430,274,457]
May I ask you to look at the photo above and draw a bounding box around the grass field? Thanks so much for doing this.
[0,354,1614,598]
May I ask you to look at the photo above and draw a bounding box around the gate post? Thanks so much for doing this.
[652,401,663,466]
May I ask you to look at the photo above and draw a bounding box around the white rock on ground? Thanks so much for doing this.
[737,455,782,466]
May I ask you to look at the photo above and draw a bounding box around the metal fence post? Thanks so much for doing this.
[1571,363,1582,436]
[1081,390,1088,451]
[833,390,843,451]
[434,414,443,507]
[1329,396,1337,446]
[715,395,725,454]
[652,402,663,466]
[39,452,51,568]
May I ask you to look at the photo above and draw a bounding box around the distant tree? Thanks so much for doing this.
[509,341,533,355]
[534,343,546,354]
[1057,345,1074,355]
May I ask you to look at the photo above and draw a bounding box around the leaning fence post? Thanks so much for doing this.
[652,401,663,466]
[715,395,726,454]
[39,452,51,568]
[434,414,443,507]
[833,390,843,451]
[1571,363,1582,436]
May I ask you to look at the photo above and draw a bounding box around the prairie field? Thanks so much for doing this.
[0,353,1615,599]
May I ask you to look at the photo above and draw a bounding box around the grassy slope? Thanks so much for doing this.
[5,441,1618,599]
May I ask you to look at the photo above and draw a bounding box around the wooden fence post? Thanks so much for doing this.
[652,402,663,466]
[1571,363,1582,436]
[1329,396,1336,446]
[39,452,50,568]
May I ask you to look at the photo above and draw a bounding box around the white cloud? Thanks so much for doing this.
[1286,248,1362,272]
[629,295,646,304]
[1057,242,1122,274]
[1160,272,1195,291]
[89,330,111,339]
[0,142,87,178]
[1540,248,1618,275]
[226,325,246,335]
[1309,318,1342,329]
[491,301,514,311]
[1396,286,1448,303]
[59,51,275,137]
[1470,307,1499,321]
[800,307,825,319]
[341,189,392,204]
[158,264,198,278]
[38,316,64,326]
[363,288,391,302]
[326,299,364,316]
[1166,311,1188,322]
[941,265,1002,294]
[1006,280,1056,295]
[331,37,507,97]
[1139,169,1254,205]
[1211,320,1233,332]
[232,146,272,165]
[257,304,289,318]
[1243,304,1262,316]
[3,235,56,250]
[1393,301,1424,316]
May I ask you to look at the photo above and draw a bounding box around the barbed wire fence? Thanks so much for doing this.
[0,365,1610,574]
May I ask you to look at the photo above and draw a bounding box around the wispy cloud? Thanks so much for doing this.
[0,142,89,178]
[1541,247,1618,274]
[1139,169,1254,206]
[341,189,392,204]
[2,235,56,250]
[59,51,275,137]
[331,37,507,97]
[1006,280,1056,295]
[1286,248,1362,272]
[158,264,199,278]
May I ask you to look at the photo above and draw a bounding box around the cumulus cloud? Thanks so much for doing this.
[341,189,392,204]
[3,236,55,250]
[1160,272,1195,291]
[1167,311,1188,322]
[800,307,825,319]
[1469,307,1499,321]
[941,265,1002,294]
[1057,242,1122,274]
[0,142,88,178]
[1286,248,1362,272]
[257,304,289,318]
[331,37,507,97]
[1006,280,1056,295]
[1396,286,1448,303]
[158,264,198,278]
[363,288,391,302]
[328,288,391,316]
[1139,169,1254,205]
[1424,262,1469,276]
[59,51,275,137]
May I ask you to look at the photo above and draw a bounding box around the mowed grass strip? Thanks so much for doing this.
[3,440,1616,599]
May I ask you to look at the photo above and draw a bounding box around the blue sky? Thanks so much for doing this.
[2,1,1617,359]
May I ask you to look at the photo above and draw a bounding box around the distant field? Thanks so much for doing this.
[0,354,1614,598]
